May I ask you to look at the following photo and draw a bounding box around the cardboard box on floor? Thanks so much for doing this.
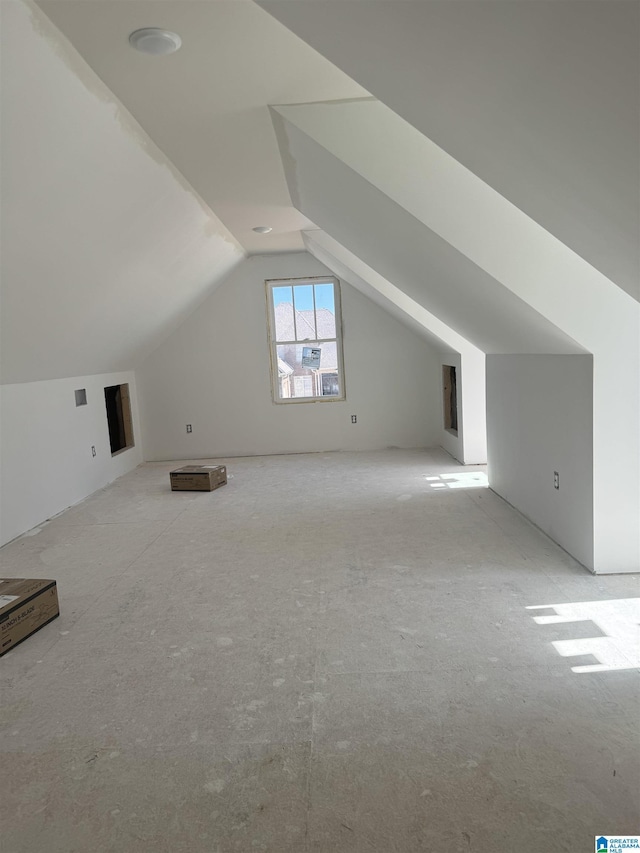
[170,465,227,492]
[0,579,60,656]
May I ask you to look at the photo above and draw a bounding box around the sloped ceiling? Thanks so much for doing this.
[273,111,583,355]
[276,99,633,357]
[302,230,482,359]
[1,0,245,384]
[259,0,640,300]
[33,0,368,254]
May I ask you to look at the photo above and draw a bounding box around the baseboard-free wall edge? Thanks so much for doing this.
[485,487,596,576]
[143,444,439,464]
[0,464,144,549]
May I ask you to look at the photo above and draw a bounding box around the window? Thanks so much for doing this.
[266,277,345,403]
[104,383,134,455]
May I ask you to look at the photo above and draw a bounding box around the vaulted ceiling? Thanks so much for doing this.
[36,0,639,298]
[34,0,369,255]
[260,0,640,301]
[3,0,637,384]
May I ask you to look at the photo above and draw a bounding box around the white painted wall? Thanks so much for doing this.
[459,352,487,466]
[1,0,244,385]
[272,102,639,573]
[0,372,142,546]
[486,355,594,571]
[136,254,442,460]
[303,230,487,466]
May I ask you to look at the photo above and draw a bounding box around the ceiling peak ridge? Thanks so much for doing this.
[270,95,376,110]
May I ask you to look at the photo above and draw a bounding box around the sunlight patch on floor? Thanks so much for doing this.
[527,598,640,673]
[425,472,488,490]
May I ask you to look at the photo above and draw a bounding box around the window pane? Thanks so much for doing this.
[321,373,340,397]
[319,341,337,370]
[293,375,314,397]
[272,286,294,341]
[292,285,316,340]
[314,283,336,338]
[275,341,340,399]
[276,344,317,398]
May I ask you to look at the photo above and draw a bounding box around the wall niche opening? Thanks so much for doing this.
[442,365,458,435]
[104,384,134,455]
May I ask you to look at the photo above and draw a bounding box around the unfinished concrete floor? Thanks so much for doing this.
[1,448,638,852]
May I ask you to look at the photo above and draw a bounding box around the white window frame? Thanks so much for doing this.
[266,276,346,405]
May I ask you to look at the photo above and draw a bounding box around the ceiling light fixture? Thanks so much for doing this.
[129,28,182,56]
[252,226,272,234]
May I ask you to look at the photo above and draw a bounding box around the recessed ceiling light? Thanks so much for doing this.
[129,28,182,56]
[252,226,272,234]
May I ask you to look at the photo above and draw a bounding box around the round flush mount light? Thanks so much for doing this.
[129,28,182,56]
[252,226,272,234]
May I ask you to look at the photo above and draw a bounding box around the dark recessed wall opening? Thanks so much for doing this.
[104,384,134,455]
[443,365,458,434]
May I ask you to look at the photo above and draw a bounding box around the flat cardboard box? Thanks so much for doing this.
[0,578,60,656]
[170,464,227,492]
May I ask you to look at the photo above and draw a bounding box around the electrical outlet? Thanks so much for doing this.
[91,446,96,457]
[351,415,357,424]
[553,471,559,490]
[186,424,192,433]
